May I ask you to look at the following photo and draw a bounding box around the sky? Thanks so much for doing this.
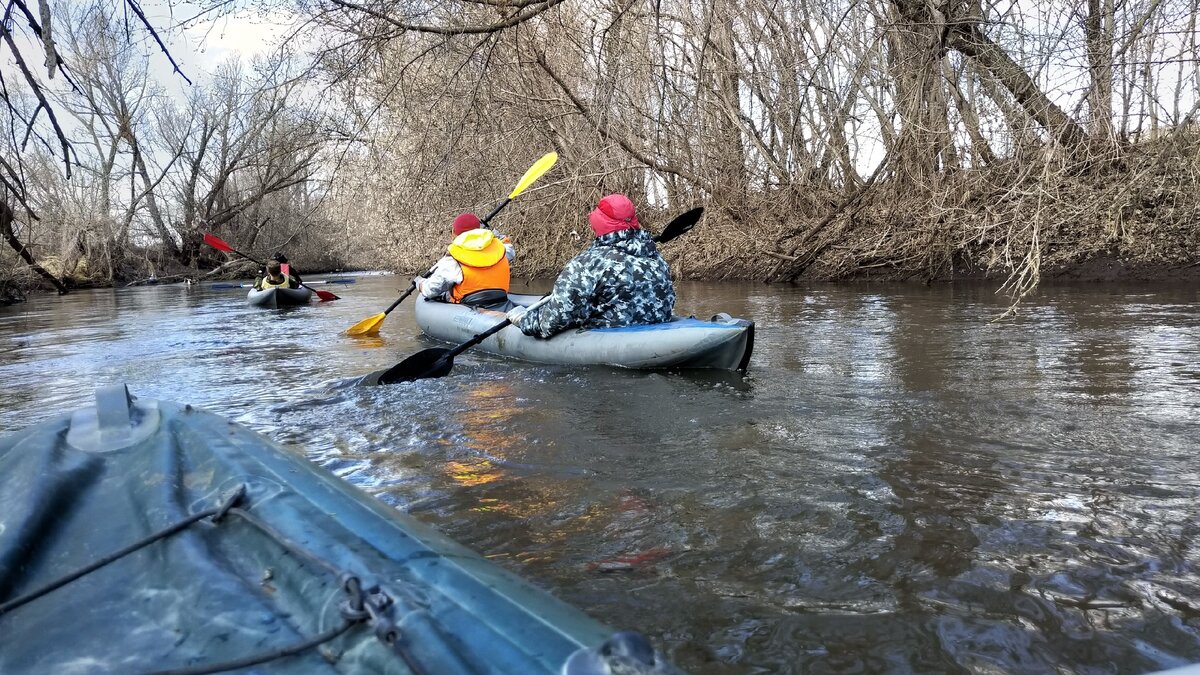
[136,1,296,94]
[0,0,295,102]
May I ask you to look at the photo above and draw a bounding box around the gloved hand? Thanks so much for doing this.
[506,306,528,324]
[412,277,424,292]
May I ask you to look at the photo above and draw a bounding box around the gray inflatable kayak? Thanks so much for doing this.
[247,285,313,308]
[414,293,754,370]
[0,385,679,674]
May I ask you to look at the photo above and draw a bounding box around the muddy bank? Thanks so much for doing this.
[6,134,1200,307]
[0,282,24,307]
[361,134,1200,299]
[682,133,1200,293]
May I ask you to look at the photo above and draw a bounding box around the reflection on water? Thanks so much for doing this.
[2,278,1199,673]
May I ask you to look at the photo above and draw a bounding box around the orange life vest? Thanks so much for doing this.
[447,229,510,303]
[450,256,510,303]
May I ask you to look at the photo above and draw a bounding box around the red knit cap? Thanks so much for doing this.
[588,194,641,237]
[453,213,481,236]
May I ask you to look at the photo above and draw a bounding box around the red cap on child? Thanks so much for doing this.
[453,213,481,236]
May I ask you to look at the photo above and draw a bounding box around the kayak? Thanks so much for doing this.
[247,285,313,308]
[413,293,755,370]
[0,385,676,674]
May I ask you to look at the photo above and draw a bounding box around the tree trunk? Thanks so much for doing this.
[130,139,182,259]
[885,1,948,181]
[944,58,996,166]
[1,197,69,294]
[946,21,1086,148]
[706,0,747,215]
[1085,0,1115,141]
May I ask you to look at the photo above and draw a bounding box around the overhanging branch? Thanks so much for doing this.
[328,0,569,35]
[534,51,714,193]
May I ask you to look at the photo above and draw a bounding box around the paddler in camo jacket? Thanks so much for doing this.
[507,194,675,338]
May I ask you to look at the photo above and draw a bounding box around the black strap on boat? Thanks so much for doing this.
[145,575,427,675]
[0,485,247,616]
[222,505,342,578]
[146,619,355,675]
[0,482,427,675]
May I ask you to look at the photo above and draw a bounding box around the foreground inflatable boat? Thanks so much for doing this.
[0,385,679,674]
[414,294,754,371]
[247,285,313,308]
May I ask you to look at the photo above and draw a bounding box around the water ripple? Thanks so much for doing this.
[1,280,1199,673]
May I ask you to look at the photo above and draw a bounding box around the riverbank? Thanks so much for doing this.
[0,258,381,306]
[5,134,1199,307]
[5,250,1198,308]
[666,132,1200,293]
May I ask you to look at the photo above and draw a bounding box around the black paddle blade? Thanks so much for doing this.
[654,207,704,244]
[376,348,454,385]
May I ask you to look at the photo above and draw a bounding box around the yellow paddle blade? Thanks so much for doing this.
[508,152,558,199]
[346,312,387,336]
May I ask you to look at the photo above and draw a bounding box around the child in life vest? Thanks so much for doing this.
[416,213,515,309]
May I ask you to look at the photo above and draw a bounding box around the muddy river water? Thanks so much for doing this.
[1,277,1198,673]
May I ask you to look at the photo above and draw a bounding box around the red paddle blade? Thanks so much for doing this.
[202,233,233,253]
[281,263,290,276]
[314,288,339,301]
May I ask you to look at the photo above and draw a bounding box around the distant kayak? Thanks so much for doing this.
[0,385,679,674]
[247,285,313,308]
[412,293,754,371]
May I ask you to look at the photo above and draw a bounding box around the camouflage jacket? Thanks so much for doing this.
[515,228,675,338]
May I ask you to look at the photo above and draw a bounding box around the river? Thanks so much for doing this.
[1,276,1198,673]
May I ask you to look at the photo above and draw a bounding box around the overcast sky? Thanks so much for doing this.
[0,1,296,101]
[140,1,296,93]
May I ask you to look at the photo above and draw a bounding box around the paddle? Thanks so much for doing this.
[345,151,559,337]
[211,279,355,289]
[202,234,340,301]
[372,206,704,385]
[653,206,703,245]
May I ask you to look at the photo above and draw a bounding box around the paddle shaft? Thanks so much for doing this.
[447,295,552,361]
[361,199,507,325]
[391,199,506,307]
[213,279,355,289]
[347,153,557,335]
[384,260,441,315]
[384,284,418,315]
[350,178,525,326]
[481,198,509,226]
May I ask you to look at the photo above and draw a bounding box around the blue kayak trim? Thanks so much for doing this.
[588,317,742,332]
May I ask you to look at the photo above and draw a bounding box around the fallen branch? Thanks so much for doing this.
[122,258,253,287]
